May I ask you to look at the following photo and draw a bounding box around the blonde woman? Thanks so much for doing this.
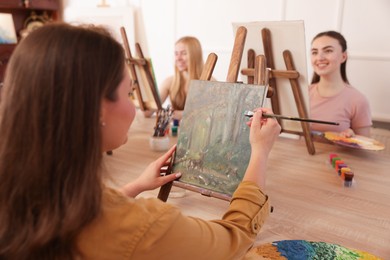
[145,36,205,120]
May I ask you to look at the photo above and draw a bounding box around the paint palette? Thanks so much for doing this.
[324,132,385,151]
[248,240,380,259]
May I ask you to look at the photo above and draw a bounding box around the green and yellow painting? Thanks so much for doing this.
[172,80,268,197]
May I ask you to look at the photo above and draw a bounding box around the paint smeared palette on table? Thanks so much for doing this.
[246,240,382,259]
[324,132,385,151]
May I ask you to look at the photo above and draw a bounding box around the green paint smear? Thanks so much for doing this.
[274,240,379,260]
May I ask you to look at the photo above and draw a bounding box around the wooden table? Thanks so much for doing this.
[104,111,390,258]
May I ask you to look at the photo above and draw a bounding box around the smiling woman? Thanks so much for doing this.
[309,31,372,138]
[143,36,205,120]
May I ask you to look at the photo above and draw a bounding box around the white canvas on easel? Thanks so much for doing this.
[64,6,135,47]
[232,20,309,133]
[0,13,17,44]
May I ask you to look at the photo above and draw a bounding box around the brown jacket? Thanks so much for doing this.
[77,181,269,260]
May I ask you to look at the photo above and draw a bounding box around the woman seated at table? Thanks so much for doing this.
[309,30,372,138]
[0,23,281,259]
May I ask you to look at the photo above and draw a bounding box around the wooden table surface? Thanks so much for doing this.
[104,111,390,258]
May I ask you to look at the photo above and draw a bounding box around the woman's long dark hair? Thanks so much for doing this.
[311,30,349,84]
[0,23,125,259]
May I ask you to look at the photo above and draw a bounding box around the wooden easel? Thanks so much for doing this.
[120,27,162,111]
[158,26,273,202]
[241,28,315,155]
[106,28,162,156]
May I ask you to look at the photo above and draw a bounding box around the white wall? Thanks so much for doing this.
[64,0,390,122]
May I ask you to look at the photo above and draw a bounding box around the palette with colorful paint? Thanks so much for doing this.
[248,240,381,259]
[324,132,385,151]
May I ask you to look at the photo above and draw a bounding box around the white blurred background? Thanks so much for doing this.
[63,0,390,124]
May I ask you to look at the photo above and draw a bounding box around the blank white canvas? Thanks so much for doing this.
[0,13,17,44]
[64,6,135,48]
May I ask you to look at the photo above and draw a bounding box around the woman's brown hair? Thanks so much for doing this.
[0,23,125,259]
[170,36,204,110]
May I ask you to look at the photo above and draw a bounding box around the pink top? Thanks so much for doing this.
[309,84,372,133]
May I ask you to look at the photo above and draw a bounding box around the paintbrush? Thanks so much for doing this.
[244,110,339,126]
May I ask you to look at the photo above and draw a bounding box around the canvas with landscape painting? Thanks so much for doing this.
[172,80,268,198]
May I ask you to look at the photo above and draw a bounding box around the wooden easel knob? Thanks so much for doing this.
[266,87,274,98]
